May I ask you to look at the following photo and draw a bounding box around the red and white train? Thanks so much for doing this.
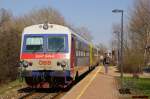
[20,23,100,88]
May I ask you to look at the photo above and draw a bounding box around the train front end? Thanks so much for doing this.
[20,24,72,88]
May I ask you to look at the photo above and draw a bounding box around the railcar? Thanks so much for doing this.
[19,23,99,88]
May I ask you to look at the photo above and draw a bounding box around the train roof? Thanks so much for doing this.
[23,24,70,34]
[23,23,92,45]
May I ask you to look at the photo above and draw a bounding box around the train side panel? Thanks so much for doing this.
[71,35,90,79]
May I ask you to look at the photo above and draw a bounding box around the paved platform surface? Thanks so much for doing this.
[62,66,120,99]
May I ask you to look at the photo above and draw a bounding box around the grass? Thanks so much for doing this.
[121,77,150,96]
[0,79,25,94]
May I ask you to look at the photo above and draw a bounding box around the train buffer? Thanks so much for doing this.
[62,66,119,99]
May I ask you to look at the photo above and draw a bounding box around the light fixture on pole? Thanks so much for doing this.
[112,9,124,89]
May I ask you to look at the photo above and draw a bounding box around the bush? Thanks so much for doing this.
[118,49,144,73]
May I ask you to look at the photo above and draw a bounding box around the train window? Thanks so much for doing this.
[76,41,79,49]
[81,51,83,56]
[83,51,85,56]
[86,52,89,56]
[79,51,81,56]
[78,50,81,56]
[84,52,86,56]
[76,51,78,56]
[79,42,81,50]
[83,51,84,56]
[81,51,84,56]
[25,37,43,52]
[80,51,82,56]
[47,36,66,52]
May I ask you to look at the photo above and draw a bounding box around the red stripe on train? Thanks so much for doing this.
[20,53,66,59]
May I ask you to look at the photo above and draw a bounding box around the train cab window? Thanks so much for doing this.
[47,36,66,52]
[25,37,43,52]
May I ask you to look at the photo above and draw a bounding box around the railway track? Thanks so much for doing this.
[19,91,61,99]
[18,87,62,99]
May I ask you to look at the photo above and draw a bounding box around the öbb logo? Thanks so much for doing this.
[39,60,51,65]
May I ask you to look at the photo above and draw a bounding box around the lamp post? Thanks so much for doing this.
[112,9,124,87]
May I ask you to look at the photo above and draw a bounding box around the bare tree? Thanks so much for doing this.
[97,43,107,55]
[129,0,150,67]
[114,0,150,72]
[0,8,17,82]
[112,24,121,49]
[75,26,93,41]
[21,7,66,26]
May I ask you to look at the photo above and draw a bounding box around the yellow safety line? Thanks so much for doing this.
[76,66,102,99]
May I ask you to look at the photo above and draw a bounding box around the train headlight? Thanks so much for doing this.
[23,61,29,68]
[57,62,61,66]
[19,60,24,67]
[43,23,49,30]
[28,62,33,66]
[60,61,67,68]
[20,60,28,68]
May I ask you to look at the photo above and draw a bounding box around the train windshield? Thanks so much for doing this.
[25,37,43,52]
[47,36,66,52]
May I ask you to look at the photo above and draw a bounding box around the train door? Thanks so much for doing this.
[70,36,75,78]
[90,44,93,66]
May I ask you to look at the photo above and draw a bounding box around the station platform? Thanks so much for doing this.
[62,66,119,99]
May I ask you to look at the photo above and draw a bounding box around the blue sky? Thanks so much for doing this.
[0,0,133,47]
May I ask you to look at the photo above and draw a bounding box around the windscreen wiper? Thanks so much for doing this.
[56,45,64,53]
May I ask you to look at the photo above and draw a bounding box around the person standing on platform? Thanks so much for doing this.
[103,54,110,74]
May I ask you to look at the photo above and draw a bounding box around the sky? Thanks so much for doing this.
[0,0,133,47]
